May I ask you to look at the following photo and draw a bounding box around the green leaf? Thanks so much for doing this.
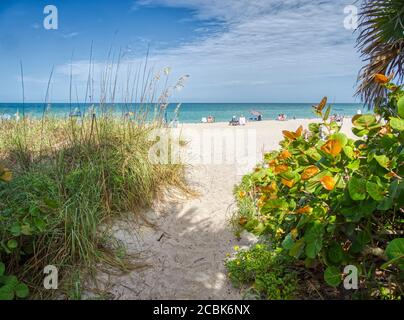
[357,201,378,218]
[7,240,18,250]
[10,224,21,237]
[289,239,305,259]
[20,224,32,236]
[279,170,296,181]
[343,146,354,159]
[398,96,404,118]
[282,234,295,250]
[261,199,289,211]
[253,222,265,235]
[353,114,377,129]
[0,168,12,182]
[0,286,14,300]
[4,275,18,287]
[304,221,324,259]
[366,181,385,201]
[378,180,400,211]
[377,196,393,211]
[0,262,5,276]
[305,180,320,193]
[34,218,46,231]
[305,147,321,161]
[346,159,360,171]
[348,176,367,201]
[351,231,371,254]
[352,127,369,137]
[324,266,342,287]
[328,242,345,265]
[341,206,363,222]
[374,155,390,169]
[15,283,29,299]
[385,238,404,270]
[390,117,404,131]
[244,219,258,232]
[330,133,348,147]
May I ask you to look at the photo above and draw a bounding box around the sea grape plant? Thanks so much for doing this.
[0,262,29,300]
[234,76,403,293]
[0,167,30,300]
[0,165,12,182]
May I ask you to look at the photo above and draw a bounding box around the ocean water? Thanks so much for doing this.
[0,102,365,123]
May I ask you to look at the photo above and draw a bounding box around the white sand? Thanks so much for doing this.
[93,118,354,299]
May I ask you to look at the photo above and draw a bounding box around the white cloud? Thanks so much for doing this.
[135,0,362,101]
[55,0,362,102]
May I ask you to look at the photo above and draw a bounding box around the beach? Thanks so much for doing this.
[93,118,355,299]
[181,118,356,164]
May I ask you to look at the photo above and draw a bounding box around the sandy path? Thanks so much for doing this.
[102,163,254,299]
[93,119,354,300]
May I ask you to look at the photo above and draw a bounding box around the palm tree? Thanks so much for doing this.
[356,0,404,107]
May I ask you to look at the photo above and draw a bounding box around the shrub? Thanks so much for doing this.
[231,77,404,299]
[226,244,297,300]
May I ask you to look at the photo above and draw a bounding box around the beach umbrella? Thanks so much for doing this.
[250,110,262,116]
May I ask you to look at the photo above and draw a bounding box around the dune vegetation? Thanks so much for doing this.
[0,52,191,300]
[0,115,184,298]
[228,77,404,300]
[226,0,404,300]
[0,112,187,299]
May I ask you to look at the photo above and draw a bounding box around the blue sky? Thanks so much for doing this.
[0,0,363,103]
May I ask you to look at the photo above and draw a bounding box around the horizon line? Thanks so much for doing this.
[0,101,364,105]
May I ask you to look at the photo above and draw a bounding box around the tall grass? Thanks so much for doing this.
[0,52,189,298]
[0,114,187,298]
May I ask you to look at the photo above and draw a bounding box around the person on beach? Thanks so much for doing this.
[239,114,246,125]
[229,115,239,126]
[277,114,287,121]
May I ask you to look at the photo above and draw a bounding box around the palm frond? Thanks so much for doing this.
[356,0,404,108]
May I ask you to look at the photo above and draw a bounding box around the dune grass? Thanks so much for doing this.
[0,112,187,298]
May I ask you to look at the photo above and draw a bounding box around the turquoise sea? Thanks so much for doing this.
[0,102,365,123]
